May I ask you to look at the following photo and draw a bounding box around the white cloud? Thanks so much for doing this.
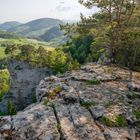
[56,5,71,12]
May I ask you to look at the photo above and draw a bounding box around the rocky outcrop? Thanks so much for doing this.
[0,60,51,113]
[0,63,140,139]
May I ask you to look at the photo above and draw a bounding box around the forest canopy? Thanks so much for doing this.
[61,0,140,70]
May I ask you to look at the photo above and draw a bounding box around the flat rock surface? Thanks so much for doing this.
[0,63,140,140]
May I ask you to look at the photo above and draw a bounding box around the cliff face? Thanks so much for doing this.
[0,60,51,113]
[0,63,140,140]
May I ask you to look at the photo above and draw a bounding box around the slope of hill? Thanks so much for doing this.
[39,26,64,42]
[8,18,64,38]
[0,18,66,45]
[0,30,22,39]
[0,21,21,31]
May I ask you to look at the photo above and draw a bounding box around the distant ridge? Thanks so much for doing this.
[0,21,21,31]
[0,18,66,45]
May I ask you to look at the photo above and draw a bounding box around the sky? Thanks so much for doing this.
[0,0,98,23]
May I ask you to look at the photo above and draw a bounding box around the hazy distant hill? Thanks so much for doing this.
[0,18,66,45]
[8,18,64,38]
[39,26,64,42]
[0,21,21,31]
[0,30,22,39]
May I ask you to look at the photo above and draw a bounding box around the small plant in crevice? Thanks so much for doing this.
[104,101,114,108]
[47,91,56,99]
[7,101,17,115]
[0,111,6,116]
[32,94,37,103]
[86,80,101,85]
[136,121,140,128]
[127,92,140,100]
[100,115,128,127]
[81,100,97,109]
[56,124,62,132]
[43,99,50,107]
[115,115,128,127]
[47,87,63,99]
[133,110,140,120]
[43,98,54,108]
[100,116,115,127]
[54,87,62,93]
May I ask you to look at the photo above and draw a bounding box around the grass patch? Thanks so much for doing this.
[136,122,140,128]
[47,87,62,99]
[53,87,62,93]
[100,116,115,127]
[43,99,49,106]
[127,92,140,99]
[81,100,97,109]
[0,47,6,59]
[0,70,10,101]
[86,79,101,85]
[115,115,128,127]
[101,115,128,127]
[0,111,6,116]
[105,101,114,108]
[133,110,140,119]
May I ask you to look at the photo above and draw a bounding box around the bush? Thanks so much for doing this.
[101,115,128,127]
[7,101,17,115]
[81,100,97,109]
[115,115,128,127]
[86,80,101,85]
[101,116,115,127]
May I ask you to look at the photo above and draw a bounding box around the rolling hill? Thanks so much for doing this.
[39,26,64,42]
[0,18,66,45]
[0,21,21,31]
[8,18,64,39]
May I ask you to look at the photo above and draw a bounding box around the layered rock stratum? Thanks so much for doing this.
[0,63,140,140]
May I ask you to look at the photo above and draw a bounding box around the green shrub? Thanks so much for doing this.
[115,115,128,127]
[0,70,10,101]
[100,116,115,127]
[81,100,97,109]
[86,80,101,85]
[7,101,17,115]
[32,94,37,103]
[43,99,49,106]
[54,87,62,93]
[133,110,140,119]
[105,101,114,108]
[0,111,5,116]
[101,115,128,127]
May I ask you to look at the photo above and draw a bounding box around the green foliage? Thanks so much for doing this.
[63,34,93,64]
[105,101,114,108]
[86,79,101,85]
[0,111,5,116]
[133,110,140,120]
[81,100,97,109]
[43,99,49,106]
[115,115,128,127]
[0,70,10,101]
[61,0,140,68]
[127,92,140,100]
[101,115,128,127]
[0,47,6,59]
[101,116,115,127]
[4,42,80,73]
[7,101,17,115]
[54,87,62,93]
[56,124,62,132]
[32,94,37,103]
[136,122,140,128]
